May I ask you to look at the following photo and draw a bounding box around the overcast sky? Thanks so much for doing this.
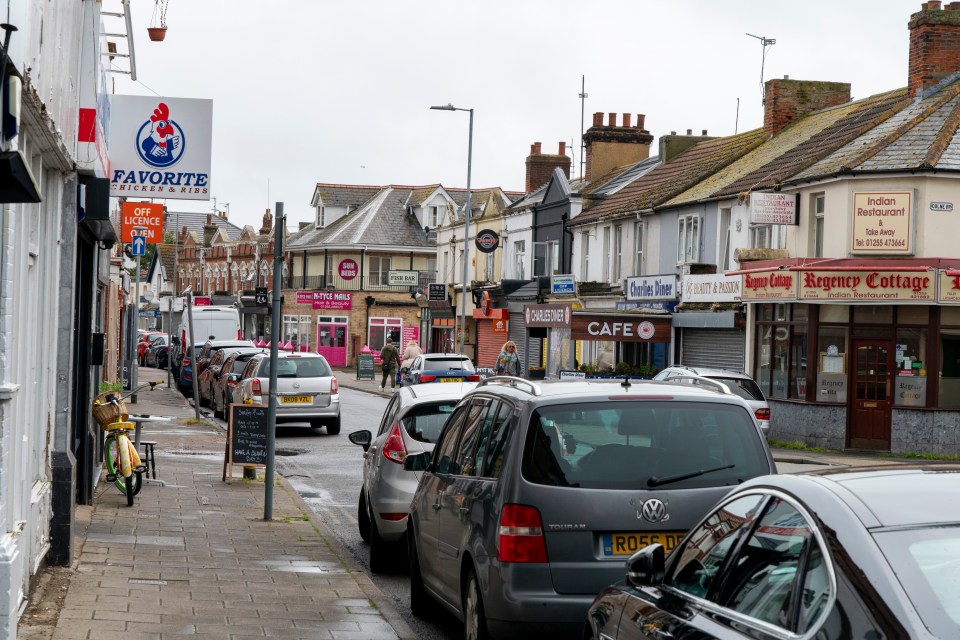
[110,0,913,231]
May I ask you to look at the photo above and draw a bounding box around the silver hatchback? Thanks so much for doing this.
[654,365,771,434]
[348,382,476,572]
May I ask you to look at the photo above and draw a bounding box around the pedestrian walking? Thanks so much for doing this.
[379,338,400,390]
[595,345,615,372]
[401,339,423,370]
[494,340,523,377]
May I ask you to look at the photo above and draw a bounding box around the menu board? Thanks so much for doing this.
[357,354,376,380]
[229,404,269,465]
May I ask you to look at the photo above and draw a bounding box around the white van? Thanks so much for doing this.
[174,305,242,371]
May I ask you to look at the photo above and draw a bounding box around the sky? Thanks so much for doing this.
[108,0,913,231]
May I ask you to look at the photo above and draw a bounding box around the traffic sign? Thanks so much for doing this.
[131,235,146,256]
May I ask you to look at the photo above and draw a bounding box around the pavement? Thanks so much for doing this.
[20,368,416,640]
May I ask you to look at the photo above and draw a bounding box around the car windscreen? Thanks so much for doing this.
[401,401,459,443]
[709,376,765,402]
[874,526,960,638]
[521,401,770,490]
[423,358,474,371]
[268,358,332,378]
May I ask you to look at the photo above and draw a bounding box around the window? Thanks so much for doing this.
[368,256,391,287]
[514,240,526,279]
[428,205,442,228]
[751,224,786,250]
[602,227,611,281]
[433,406,468,475]
[401,400,459,444]
[755,304,809,399]
[482,402,514,478]
[669,494,766,598]
[580,231,590,278]
[485,251,495,281]
[634,222,645,275]
[454,399,492,476]
[719,208,731,271]
[678,214,701,263]
[443,251,450,281]
[377,395,401,437]
[613,224,623,281]
[812,193,825,257]
[368,317,401,349]
[426,258,436,277]
[533,241,559,277]
[282,314,300,346]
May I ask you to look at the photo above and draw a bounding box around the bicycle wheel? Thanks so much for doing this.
[104,435,142,496]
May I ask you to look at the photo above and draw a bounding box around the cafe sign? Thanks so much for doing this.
[571,316,670,343]
[739,269,797,302]
[799,270,935,303]
[850,190,914,256]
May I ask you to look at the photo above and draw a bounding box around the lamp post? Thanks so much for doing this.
[430,103,473,357]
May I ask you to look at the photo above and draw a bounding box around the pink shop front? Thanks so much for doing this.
[285,291,354,367]
[736,258,960,456]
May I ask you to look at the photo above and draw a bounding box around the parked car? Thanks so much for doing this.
[177,341,207,394]
[235,352,341,434]
[136,331,166,365]
[348,382,478,572]
[584,465,960,640]
[142,334,169,367]
[210,349,264,420]
[404,376,776,640]
[654,365,771,434]
[400,353,479,386]
[197,344,259,408]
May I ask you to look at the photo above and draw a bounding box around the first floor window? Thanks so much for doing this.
[634,222,645,275]
[813,193,825,257]
[514,240,526,279]
[369,256,391,286]
[533,241,558,277]
[369,317,402,350]
[678,214,700,263]
[613,225,623,281]
[602,227,611,280]
[581,231,591,278]
[485,251,495,281]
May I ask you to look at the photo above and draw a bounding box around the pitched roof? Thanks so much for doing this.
[312,183,382,208]
[571,129,766,225]
[164,211,243,241]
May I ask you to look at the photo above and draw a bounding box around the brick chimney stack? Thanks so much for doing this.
[583,111,654,181]
[763,77,851,136]
[525,141,571,193]
[909,2,960,97]
[203,214,217,247]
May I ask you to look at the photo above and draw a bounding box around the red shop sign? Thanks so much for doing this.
[338,259,358,280]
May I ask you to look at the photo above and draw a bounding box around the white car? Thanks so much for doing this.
[654,365,771,434]
[234,352,341,434]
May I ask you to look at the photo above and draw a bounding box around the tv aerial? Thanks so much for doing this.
[746,33,776,105]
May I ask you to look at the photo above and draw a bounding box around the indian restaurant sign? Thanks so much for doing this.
[798,270,935,303]
[749,192,798,225]
[739,269,797,302]
[850,191,914,256]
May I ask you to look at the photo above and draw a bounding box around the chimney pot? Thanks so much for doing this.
[636,114,646,130]
[558,141,566,155]
[530,143,537,154]
[702,129,708,135]
[948,1,960,8]
[908,1,960,96]
[206,214,213,224]
[622,113,632,128]
[608,112,617,127]
[671,131,677,135]
[686,129,693,135]
[784,74,790,80]
[926,1,942,9]
[592,112,604,127]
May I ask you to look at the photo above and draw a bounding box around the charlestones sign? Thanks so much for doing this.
[475,229,500,253]
[524,303,571,328]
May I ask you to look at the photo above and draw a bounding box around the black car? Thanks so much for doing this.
[584,465,960,640]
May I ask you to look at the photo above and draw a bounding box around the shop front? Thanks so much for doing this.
[675,273,745,371]
[473,291,509,367]
[573,312,671,376]
[738,259,960,455]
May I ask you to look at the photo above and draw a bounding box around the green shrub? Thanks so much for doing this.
[99,381,123,393]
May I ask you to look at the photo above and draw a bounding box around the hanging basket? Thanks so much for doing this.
[147,26,167,41]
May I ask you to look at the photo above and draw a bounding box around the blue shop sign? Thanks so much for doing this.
[624,274,679,301]
[617,300,678,312]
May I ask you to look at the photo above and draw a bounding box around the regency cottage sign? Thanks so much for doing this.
[850,191,914,256]
[798,270,935,303]
[938,270,960,305]
[739,269,797,302]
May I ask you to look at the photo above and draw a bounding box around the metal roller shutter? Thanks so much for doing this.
[476,320,501,368]
[679,328,746,372]
[508,315,541,372]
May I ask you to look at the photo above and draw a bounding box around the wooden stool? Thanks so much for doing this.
[140,440,157,479]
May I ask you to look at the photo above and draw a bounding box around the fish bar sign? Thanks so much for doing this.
[739,270,797,302]
[121,202,165,243]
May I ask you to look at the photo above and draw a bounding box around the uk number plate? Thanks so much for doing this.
[281,395,312,404]
[439,377,460,382]
[602,532,685,556]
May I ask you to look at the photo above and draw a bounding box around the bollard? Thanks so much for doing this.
[243,465,257,480]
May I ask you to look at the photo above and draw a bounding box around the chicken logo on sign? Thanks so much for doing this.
[136,102,184,168]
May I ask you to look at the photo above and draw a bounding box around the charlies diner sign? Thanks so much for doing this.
[800,270,934,303]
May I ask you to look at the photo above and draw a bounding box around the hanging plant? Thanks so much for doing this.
[148,0,169,41]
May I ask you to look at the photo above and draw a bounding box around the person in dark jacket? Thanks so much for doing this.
[379,338,400,390]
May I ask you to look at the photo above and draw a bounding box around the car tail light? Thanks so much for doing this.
[464,375,480,382]
[498,504,547,563]
[382,423,407,464]
[379,513,407,521]
[227,378,238,388]
[331,378,339,394]
[182,357,191,366]
[420,375,436,383]
[252,379,262,395]
[238,329,242,339]
[755,407,771,421]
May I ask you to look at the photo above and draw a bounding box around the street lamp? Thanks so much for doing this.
[430,103,473,357]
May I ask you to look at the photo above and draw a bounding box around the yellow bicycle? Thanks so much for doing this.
[93,381,160,506]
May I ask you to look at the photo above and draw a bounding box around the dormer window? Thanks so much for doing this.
[429,205,442,228]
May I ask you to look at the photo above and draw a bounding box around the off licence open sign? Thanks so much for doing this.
[121,202,165,243]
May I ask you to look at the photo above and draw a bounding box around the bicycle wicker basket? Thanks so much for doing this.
[92,392,128,428]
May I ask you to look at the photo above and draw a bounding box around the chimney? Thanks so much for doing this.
[763,77,851,135]
[909,2,960,97]
[299,221,310,230]
[659,130,718,163]
[583,110,654,180]
[525,140,571,192]
[259,209,273,236]
[203,214,217,247]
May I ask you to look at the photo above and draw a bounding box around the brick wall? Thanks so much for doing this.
[908,1,960,97]
[525,142,571,192]
[763,78,851,136]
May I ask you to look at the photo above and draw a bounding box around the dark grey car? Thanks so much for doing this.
[404,376,776,640]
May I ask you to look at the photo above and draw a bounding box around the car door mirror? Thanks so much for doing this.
[626,544,665,587]
[403,451,431,472]
[348,430,372,451]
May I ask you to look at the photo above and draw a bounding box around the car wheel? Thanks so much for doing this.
[409,527,428,617]
[327,415,341,436]
[463,568,490,640]
[358,490,370,542]
[212,395,222,420]
[369,512,389,574]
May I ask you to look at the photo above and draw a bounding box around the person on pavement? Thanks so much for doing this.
[379,338,400,391]
[399,339,423,385]
[494,340,523,377]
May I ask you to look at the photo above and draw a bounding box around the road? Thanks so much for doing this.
[206,384,834,640]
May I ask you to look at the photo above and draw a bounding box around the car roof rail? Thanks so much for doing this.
[475,375,541,396]
[663,375,731,395]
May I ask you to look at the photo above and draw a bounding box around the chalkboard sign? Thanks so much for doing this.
[357,353,375,380]
[223,404,269,481]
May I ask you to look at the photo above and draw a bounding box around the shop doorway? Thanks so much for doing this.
[848,339,893,450]
[317,316,348,367]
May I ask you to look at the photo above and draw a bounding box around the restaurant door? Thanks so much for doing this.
[317,316,348,367]
[848,339,893,450]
